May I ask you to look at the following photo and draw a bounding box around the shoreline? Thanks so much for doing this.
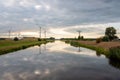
[65,40,120,60]
[0,39,53,55]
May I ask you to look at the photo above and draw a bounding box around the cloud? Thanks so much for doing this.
[0,0,120,38]
[45,5,51,11]
[2,0,16,7]
[34,5,42,10]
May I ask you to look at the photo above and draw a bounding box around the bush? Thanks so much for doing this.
[14,37,19,41]
[109,47,120,60]
[96,38,102,43]
[49,37,55,40]
[102,36,109,42]
[38,38,42,41]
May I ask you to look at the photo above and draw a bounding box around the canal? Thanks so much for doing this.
[0,41,120,80]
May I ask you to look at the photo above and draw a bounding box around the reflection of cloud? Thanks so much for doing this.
[3,73,15,80]
[44,69,50,75]
[23,57,29,61]
[48,41,104,57]
[18,72,32,79]
[34,70,41,75]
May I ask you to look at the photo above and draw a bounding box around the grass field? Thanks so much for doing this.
[0,38,51,55]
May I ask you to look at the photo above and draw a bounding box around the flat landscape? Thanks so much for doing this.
[0,0,120,80]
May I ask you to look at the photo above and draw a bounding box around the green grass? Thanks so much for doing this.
[109,47,120,60]
[0,39,51,55]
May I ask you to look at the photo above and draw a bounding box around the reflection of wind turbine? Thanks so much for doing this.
[39,45,42,54]
[44,44,47,51]
[78,47,81,52]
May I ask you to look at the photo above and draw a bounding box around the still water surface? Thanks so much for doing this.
[0,41,120,80]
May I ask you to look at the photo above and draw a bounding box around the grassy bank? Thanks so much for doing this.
[109,47,120,60]
[65,40,120,60]
[0,38,52,55]
[66,40,109,54]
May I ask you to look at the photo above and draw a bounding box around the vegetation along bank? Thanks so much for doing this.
[0,38,54,55]
[65,40,120,61]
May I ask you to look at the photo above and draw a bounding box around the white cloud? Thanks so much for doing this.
[19,0,36,7]
[34,5,42,10]
[2,0,16,7]
[45,5,50,11]
[23,18,28,22]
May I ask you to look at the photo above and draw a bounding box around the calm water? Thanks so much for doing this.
[0,41,120,80]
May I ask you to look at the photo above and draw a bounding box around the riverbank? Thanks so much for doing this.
[74,41,120,50]
[0,38,52,55]
[65,40,120,60]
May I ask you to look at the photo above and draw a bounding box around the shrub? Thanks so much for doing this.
[49,37,55,40]
[14,37,19,41]
[109,47,120,60]
[38,38,42,41]
[96,38,102,43]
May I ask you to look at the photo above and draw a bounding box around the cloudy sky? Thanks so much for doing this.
[0,0,120,38]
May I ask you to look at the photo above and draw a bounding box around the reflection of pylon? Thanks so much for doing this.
[78,47,80,52]
[44,44,46,51]
[39,45,41,54]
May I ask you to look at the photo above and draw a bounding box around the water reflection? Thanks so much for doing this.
[38,45,42,54]
[68,41,120,70]
[78,47,81,52]
[0,41,120,80]
[109,59,120,70]
[44,44,47,51]
[96,52,102,57]
[38,43,47,54]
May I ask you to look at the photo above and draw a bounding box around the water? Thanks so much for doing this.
[0,41,120,80]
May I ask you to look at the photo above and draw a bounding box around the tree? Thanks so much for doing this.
[78,35,84,40]
[81,36,84,40]
[105,27,117,41]
[78,35,81,40]
[49,37,55,40]
[102,36,109,42]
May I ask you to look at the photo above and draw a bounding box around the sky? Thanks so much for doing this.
[0,0,120,39]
